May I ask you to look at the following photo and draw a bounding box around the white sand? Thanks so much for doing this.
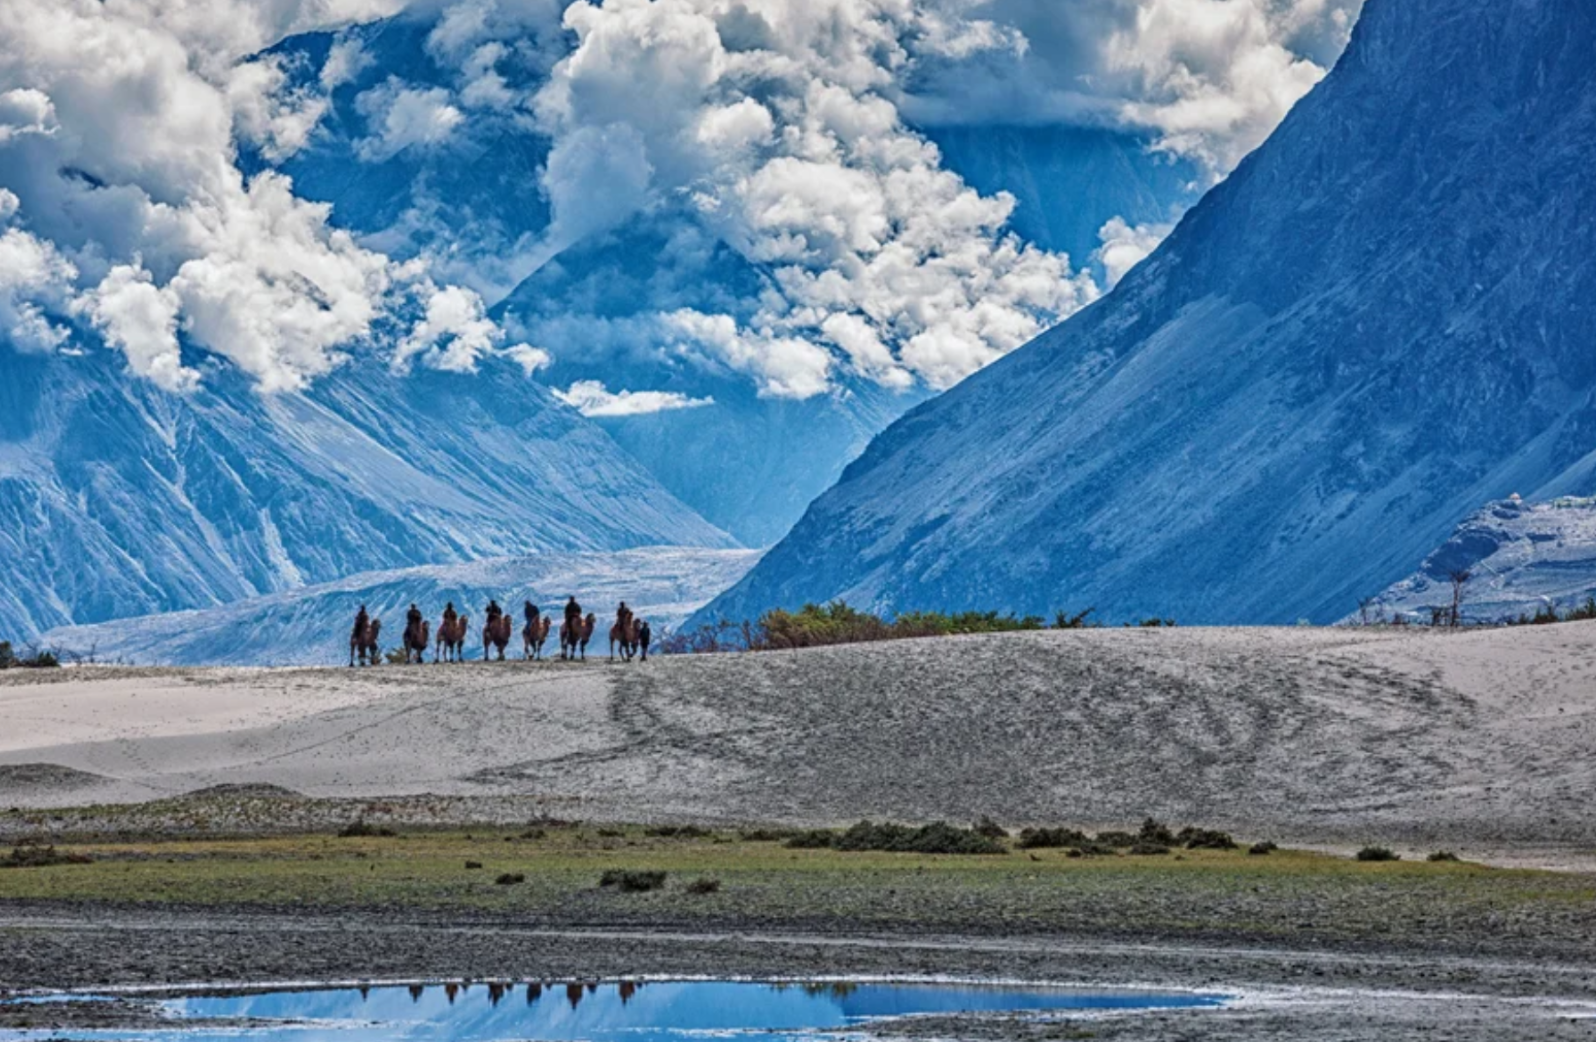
[2,624,1593,865]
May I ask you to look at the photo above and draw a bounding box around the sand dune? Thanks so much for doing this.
[2,624,1592,862]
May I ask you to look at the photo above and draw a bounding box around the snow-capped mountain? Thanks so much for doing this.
[697,0,1596,627]
[1355,497,1596,624]
[0,344,734,642]
[38,546,759,666]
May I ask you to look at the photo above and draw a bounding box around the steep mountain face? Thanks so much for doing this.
[0,345,733,641]
[699,0,1596,627]
[1358,497,1596,623]
[40,546,760,667]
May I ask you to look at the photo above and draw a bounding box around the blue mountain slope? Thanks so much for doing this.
[926,125,1195,266]
[696,0,1596,627]
[0,345,732,642]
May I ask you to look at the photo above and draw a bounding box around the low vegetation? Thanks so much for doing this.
[784,820,1006,855]
[0,641,60,670]
[1016,827,1090,849]
[3,843,93,868]
[1513,597,1596,626]
[0,820,1576,961]
[663,602,1176,654]
[1357,846,1401,862]
[599,869,668,892]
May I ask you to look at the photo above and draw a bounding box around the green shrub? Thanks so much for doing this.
[3,843,93,868]
[832,820,1006,855]
[1427,851,1460,863]
[669,602,1171,654]
[1127,841,1171,856]
[1177,827,1238,850]
[1356,846,1400,862]
[600,869,668,892]
[972,817,1008,839]
[338,820,397,838]
[1016,827,1089,849]
[2,644,60,669]
[494,872,525,886]
[740,828,800,842]
[1248,841,1279,856]
[784,830,836,849]
[644,825,712,839]
[1138,818,1177,845]
[685,877,722,894]
[1067,842,1118,858]
[1094,830,1139,848]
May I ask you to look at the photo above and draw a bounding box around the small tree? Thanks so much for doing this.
[1448,570,1471,628]
[0,641,14,669]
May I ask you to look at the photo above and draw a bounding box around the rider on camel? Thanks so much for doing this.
[616,601,633,631]
[443,601,458,626]
[485,599,503,625]
[524,600,539,626]
[406,603,423,641]
[353,605,370,639]
[564,595,582,630]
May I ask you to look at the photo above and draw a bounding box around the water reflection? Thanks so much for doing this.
[11,980,1226,1042]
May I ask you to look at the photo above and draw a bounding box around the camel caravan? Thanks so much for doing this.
[348,596,652,667]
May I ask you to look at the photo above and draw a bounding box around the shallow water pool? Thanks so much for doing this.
[8,980,1226,1042]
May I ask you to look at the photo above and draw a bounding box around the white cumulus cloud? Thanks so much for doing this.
[397,281,511,374]
[80,264,197,392]
[1094,216,1174,288]
[903,0,1365,179]
[555,379,714,417]
[0,0,529,393]
[522,0,1101,396]
[355,78,466,160]
[0,223,77,353]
